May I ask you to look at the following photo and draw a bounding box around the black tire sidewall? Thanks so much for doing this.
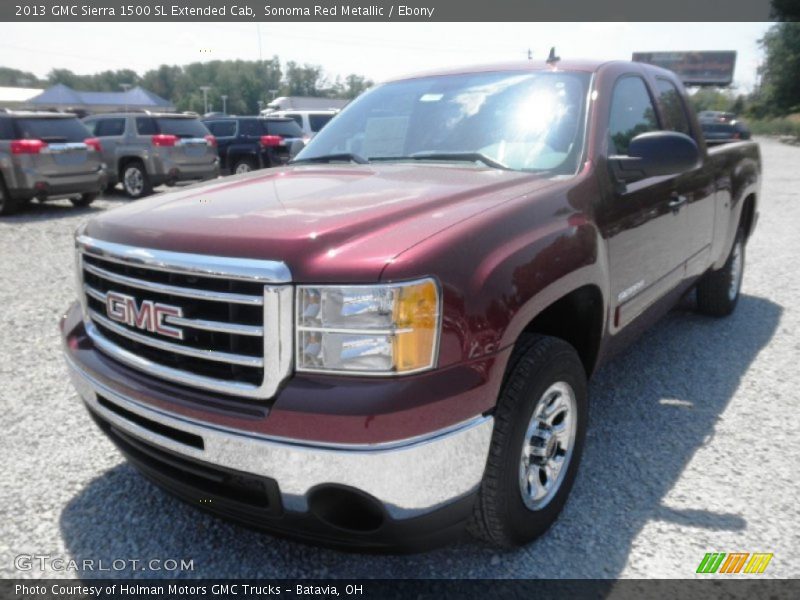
[496,343,588,544]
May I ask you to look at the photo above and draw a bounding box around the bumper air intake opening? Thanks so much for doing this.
[308,485,386,533]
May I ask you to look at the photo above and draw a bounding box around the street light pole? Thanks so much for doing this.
[199,86,211,115]
[221,95,228,115]
[120,83,132,113]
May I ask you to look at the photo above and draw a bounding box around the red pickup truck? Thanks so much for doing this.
[61,59,760,550]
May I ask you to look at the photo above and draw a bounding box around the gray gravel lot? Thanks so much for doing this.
[1,138,798,579]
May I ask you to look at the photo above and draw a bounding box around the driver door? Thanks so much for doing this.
[600,75,689,331]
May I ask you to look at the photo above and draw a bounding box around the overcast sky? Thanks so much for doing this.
[0,22,772,91]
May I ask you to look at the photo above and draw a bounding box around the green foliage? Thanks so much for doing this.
[687,88,739,113]
[747,117,800,137]
[757,22,800,116]
[0,67,42,87]
[5,58,373,114]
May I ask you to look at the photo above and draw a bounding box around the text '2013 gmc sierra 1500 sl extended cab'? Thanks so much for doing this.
[61,59,760,551]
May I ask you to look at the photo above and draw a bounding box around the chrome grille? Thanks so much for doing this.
[76,236,293,400]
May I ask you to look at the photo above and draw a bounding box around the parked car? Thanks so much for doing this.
[202,116,305,174]
[267,110,338,138]
[62,59,760,550]
[700,119,752,144]
[698,110,736,123]
[0,111,106,215]
[82,112,219,198]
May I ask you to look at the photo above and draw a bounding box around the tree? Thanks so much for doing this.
[282,62,326,97]
[757,22,800,115]
[0,67,42,87]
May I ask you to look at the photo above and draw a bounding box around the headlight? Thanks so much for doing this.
[296,278,441,375]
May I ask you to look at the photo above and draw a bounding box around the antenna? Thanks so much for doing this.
[546,47,561,65]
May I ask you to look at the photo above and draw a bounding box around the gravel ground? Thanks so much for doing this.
[1,138,798,579]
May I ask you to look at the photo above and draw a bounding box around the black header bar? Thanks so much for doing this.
[3,0,778,22]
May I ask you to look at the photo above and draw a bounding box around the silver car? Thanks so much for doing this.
[83,113,219,198]
[0,111,106,215]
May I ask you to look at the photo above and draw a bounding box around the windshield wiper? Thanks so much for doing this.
[290,152,369,165]
[372,152,510,170]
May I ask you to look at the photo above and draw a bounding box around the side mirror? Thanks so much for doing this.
[610,131,699,182]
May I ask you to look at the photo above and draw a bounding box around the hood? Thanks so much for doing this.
[86,163,557,282]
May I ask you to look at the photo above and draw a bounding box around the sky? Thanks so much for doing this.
[0,22,773,92]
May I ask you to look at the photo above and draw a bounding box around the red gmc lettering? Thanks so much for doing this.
[105,291,183,339]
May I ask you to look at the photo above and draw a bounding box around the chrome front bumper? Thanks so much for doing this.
[66,357,494,520]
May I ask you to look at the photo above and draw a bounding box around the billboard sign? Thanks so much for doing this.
[632,51,737,86]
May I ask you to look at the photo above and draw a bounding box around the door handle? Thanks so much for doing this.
[668,193,687,213]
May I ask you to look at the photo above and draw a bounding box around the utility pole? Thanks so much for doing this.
[120,83,132,112]
[199,86,211,115]
[527,48,532,60]
[221,95,228,115]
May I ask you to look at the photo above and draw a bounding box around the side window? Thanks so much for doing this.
[309,114,333,132]
[286,114,303,127]
[608,76,659,155]
[83,120,97,136]
[0,118,13,139]
[135,117,157,135]
[655,78,691,136]
[239,120,261,136]
[95,118,126,137]
[207,121,236,137]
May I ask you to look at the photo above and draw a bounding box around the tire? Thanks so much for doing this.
[468,334,588,547]
[121,161,152,199]
[232,157,257,175]
[696,229,745,317]
[0,176,21,216]
[70,193,97,208]
[104,181,117,194]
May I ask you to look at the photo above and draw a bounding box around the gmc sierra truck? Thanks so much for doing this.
[61,60,760,550]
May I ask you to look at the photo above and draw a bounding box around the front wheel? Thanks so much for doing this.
[232,157,257,175]
[696,229,745,317]
[468,334,588,547]
[122,162,152,199]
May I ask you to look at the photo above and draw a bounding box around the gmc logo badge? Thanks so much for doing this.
[105,291,184,340]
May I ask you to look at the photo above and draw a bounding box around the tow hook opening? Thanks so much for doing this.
[308,485,385,533]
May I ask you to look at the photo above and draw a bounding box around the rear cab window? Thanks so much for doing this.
[13,117,90,142]
[608,76,660,155]
[655,78,692,138]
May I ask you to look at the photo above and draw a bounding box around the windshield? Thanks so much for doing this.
[15,117,90,143]
[296,70,591,172]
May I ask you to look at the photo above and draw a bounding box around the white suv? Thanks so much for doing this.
[263,110,338,139]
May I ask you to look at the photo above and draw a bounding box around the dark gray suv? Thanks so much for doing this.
[0,111,106,215]
[83,113,219,198]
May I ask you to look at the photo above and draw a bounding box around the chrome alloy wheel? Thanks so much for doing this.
[234,162,253,174]
[519,381,577,510]
[123,166,144,196]
[728,239,744,301]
